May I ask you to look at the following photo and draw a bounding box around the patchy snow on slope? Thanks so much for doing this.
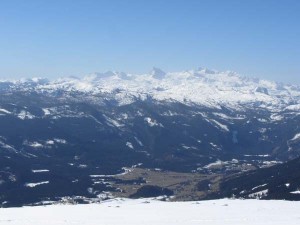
[291,133,300,141]
[257,118,268,123]
[25,141,44,148]
[126,142,134,149]
[54,138,67,144]
[18,110,35,120]
[42,108,51,116]
[213,113,246,120]
[285,104,300,111]
[144,117,163,127]
[90,168,132,178]
[103,115,124,127]
[0,108,11,114]
[248,189,269,199]
[32,169,49,173]
[210,119,229,132]
[244,154,270,157]
[181,144,191,150]
[270,114,284,121]
[1,199,300,225]
[25,181,49,187]
[252,184,267,191]
[0,139,17,153]
[209,142,221,151]
[134,137,143,146]
[204,160,226,169]
[78,164,88,169]
[46,140,55,145]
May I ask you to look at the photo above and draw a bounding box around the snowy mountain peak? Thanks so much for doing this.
[84,71,117,81]
[27,77,49,84]
[150,67,166,79]
[255,87,269,95]
[197,67,217,75]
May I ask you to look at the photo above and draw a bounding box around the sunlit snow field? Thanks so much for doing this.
[1,198,300,225]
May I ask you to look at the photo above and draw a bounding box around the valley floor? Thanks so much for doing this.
[0,198,299,225]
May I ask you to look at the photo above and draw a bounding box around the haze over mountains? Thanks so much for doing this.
[1,67,300,206]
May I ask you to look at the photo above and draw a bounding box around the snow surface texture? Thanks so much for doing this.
[2,67,300,110]
[1,198,300,225]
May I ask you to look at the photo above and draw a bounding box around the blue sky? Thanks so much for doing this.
[0,0,299,84]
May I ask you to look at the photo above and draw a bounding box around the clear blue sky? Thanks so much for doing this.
[0,0,299,84]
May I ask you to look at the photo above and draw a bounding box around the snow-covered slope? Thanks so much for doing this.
[1,198,300,225]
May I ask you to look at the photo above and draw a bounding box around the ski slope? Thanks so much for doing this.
[1,198,299,225]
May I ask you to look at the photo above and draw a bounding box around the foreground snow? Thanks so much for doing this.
[1,198,300,225]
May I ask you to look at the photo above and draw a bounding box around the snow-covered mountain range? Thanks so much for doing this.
[1,67,300,206]
[2,67,300,111]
